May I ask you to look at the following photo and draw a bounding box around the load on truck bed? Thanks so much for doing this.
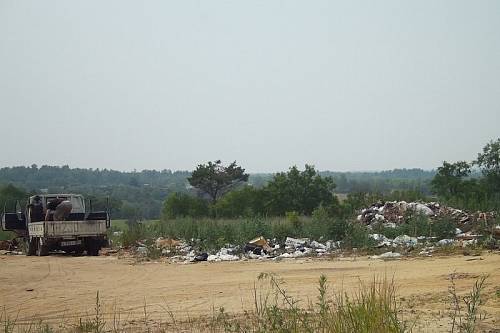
[1,194,110,256]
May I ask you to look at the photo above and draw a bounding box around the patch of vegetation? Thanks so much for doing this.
[371,214,456,240]
[448,273,488,333]
[209,273,409,333]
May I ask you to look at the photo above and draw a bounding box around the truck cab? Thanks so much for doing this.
[2,194,110,256]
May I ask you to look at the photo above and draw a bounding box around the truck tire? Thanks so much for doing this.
[86,240,100,256]
[73,246,84,256]
[26,239,36,256]
[36,238,49,256]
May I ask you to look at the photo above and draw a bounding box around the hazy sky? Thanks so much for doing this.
[1,1,499,173]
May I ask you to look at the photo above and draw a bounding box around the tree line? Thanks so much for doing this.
[431,138,500,212]
[163,163,431,220]
[164,138,500,219]
[3,136,498,221]
[0,165,435,220]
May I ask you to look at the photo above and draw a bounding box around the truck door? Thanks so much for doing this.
[1,201,26,232]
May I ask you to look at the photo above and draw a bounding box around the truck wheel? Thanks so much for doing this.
[26,239,36,256]
[86,240,100,256]
[73,246,84,256]
[36,238,49,256]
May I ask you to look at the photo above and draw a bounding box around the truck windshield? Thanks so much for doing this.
[70,196,85,213]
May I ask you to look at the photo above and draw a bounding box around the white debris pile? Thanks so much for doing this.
[368,234,420,248]
[393,235,418,247]
[436,239,455,247]
[407,202,434,216]
[358,201,496,234]
[285,237,309,249]
[207,247,240,262]
[136,246,148,256]
[369,234,392,247]
[418,246,435,256]
[494,225,500,239]
[276,237,338,259]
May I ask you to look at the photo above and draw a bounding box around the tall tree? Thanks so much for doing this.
[476,138,500,193]
[188,160,249,204]
[0,184,28,212]
[431,161,471,199]
[265,165,336,215]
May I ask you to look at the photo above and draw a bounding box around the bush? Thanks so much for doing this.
[343,223,375,249]
[162,193,209,219]
[399,214,431,237]
[212,186,265,218]
[0,230,15,241]
[152,216,361,251]
[431,217,456,239]
[119,223,149,247]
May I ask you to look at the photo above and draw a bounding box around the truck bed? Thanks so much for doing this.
[28,220,107,238]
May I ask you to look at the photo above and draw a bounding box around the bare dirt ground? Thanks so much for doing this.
[1,253,499,332]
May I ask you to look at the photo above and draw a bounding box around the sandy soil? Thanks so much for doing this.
[1,253,499,332]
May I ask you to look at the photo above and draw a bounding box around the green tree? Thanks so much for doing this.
[162,192,209,219]
[188,160,249,204]
[431,161,471,199]
[212,186,264,218]
[476,138,500,193]
[0,184,28,212]
[121,202,141,227]
[264,165,336,215]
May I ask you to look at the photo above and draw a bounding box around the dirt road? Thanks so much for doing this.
[1,253,499,331]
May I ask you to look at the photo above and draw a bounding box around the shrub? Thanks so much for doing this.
[162,193,209,219]
[431,217,456,239]
[343,223,375,249]
[119,223,149,247]
[211,273,409,333]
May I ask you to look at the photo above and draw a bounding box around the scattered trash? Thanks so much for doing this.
[407,202,433,216]
[279,248,313,259]
[156,238,180,249]
[325,240,340,250]
[358,201,496,234]
[436,239,455,247]
[207,247,240,262]
[112,200,498,264]
[244,236,272,255]
[393,235,418,247]
[310,240,326,250]
[493,225,500,239]
[136,246,148,255]
[369,234,392,247]
[418,247,434,257]
[285,237,309,248]
[369,251,402,260]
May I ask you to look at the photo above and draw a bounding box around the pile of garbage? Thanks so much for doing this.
[357,201,496,232]
[132,220,499,262]
[135,236,341,263]
[125,202,499,263]
[368,232,477,250]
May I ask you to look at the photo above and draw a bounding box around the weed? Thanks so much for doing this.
[74,291,105,333]
[448,273,488,333]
